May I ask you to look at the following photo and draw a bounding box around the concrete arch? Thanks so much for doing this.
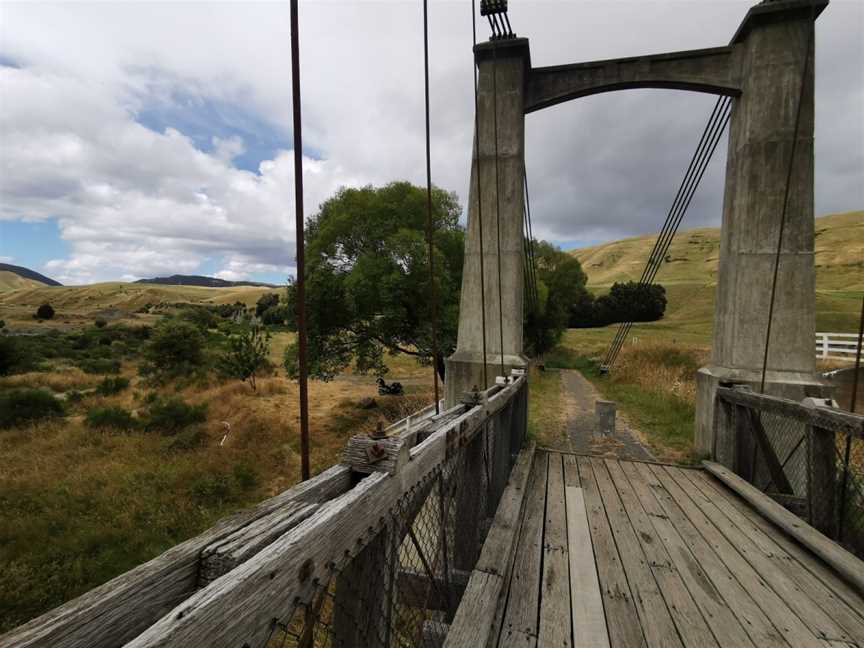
[525,47,741,114]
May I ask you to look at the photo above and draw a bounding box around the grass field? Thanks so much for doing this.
[0,302,435,632]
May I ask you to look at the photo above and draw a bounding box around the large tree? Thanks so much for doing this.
[285,182,464,381]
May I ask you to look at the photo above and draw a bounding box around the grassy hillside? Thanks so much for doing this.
[0,271,48,292]
[571,210,863,291]
[0,282,275,327]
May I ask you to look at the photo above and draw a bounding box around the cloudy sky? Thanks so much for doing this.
[0,0,861,285]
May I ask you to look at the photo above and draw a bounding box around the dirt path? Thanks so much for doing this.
[558,369,654,461]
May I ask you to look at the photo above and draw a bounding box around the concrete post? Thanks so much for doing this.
[445,38,531,407]
[695,0,830,456]
[595,400,616,437]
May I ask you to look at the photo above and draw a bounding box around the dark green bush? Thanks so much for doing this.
[143,397,207,435]
[35,303,55,320]
[0,389,64,428]
[141,320,205,378]
[232,463,258,491]
[165,427,207,451]
[66,390,86,403]
[85,406,136,431]
[94,319,107,328]
[78,358,121,374]
[0,336,32,376]
[96,376,130,396]
[190,473,233,505]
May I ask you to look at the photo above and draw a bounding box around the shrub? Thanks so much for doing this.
[165,427,207,451]
[94,319,107,329]
[141,320,205,378]
[218,323,271,391]
[570,282,667,328]
[35,303,55,320]
[190,473,233,505]
[255,292,280,318]
[0,336,27,376]
[85,406,136,431]
[181,307,218,331]
[0,389,64,428]
[0,320,5,329]
[66,390,86,403]
[78,358,121,374]
[232,463,258,491]
[96,376,130,396]
[143,397,207,435]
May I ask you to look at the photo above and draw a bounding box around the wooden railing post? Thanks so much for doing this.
[803,397,838,538]
[454,390,486,572]
[489,379,513,512]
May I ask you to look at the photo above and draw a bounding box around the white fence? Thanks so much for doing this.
[816,332,863,361]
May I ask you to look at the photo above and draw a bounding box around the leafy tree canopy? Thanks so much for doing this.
[524,242,590,355]
[285,181,464,381]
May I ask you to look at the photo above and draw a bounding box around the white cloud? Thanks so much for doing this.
[0,0,861,283]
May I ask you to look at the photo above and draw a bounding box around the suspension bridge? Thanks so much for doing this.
[4,0,864,646]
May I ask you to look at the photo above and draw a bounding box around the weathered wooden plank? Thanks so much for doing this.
[744,409,795,495]
[499,452,548,643]
[653,464,824,648]
[538,454,572,648]
[443,571,506,648]
[605,460,717,648]
[199,501,319,585]
[454,430,486,571]
[576,456,646,648]
[125,381,526,648]
[565,485,610,648]
[683,469,864,644]
[498,628,538,648]
[704,460,864,598]
[630,461,777,648]
[422,620,450,648]
[716,387,864,438]
[591,458,683,648]
[0,464,352,648]
[664,466,852,643]
[475,441,536,576]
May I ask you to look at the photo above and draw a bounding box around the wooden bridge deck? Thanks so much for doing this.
[494,450,864,648]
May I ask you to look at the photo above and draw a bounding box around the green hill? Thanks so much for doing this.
[570,211,863,292]
[565,211,863,350]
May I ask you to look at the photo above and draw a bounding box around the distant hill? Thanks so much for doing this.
[135,274,280,289]
[0,263,62,288]
[570,211,863,292]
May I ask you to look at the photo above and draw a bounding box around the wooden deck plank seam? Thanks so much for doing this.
[674,467,864,644]
[651,464,824,648]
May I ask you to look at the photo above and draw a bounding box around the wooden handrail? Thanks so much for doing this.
[716,386,864,437]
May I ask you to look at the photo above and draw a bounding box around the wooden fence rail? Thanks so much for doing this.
[816,332,863,361]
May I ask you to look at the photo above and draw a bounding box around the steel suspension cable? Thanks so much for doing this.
[759,0,817,393]
[523,165,539,306]
[491,43,506,379]
[289,0,310,481]
[471,0,490,390]
[606,98,731,368]
[603,99,727,367]
[603,96,732,370]
[422,0,440,412]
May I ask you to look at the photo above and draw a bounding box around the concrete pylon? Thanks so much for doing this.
[695,0,830,456]
[445,39,531,407]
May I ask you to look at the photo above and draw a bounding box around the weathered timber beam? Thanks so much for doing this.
[445,442,536,648]
[744,408,795,495]
[124,377,526,648]
[525,45,740,113]
[0,464,352,648]
[717,387,864,437]
[704,461,864,598]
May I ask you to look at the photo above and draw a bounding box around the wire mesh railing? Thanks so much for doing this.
[118,373,528,648]
[715,386,864,559]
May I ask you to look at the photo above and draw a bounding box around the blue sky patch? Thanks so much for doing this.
[134,90,318,173]
[0,219,69,275]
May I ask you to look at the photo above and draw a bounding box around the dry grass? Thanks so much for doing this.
[0,367,97,393]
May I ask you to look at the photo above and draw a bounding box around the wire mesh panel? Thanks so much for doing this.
[256,393,523,648]
[717,387,864,559]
